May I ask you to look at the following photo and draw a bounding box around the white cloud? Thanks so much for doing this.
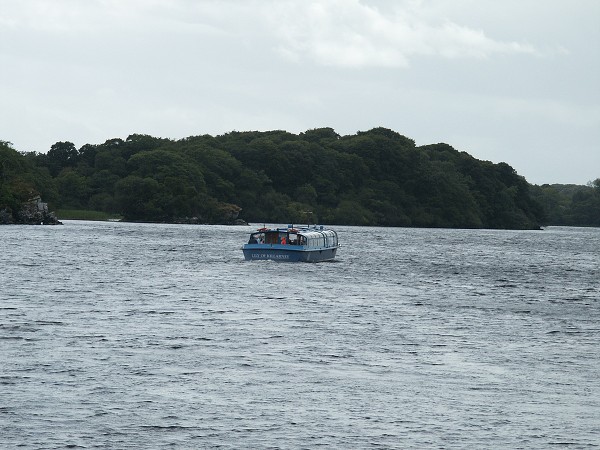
[0,0,233,36]
[265,0,538,68]
[0,0,540,68]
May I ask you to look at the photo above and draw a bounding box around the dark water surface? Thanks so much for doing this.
[1,222,599,449]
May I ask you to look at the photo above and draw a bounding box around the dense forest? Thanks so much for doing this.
[531,182,600,227]
[1,128,598,228]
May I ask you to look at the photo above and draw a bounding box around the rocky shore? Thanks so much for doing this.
[0,196,62,225]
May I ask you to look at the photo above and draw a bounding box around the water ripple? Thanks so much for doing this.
[0,223,598,448]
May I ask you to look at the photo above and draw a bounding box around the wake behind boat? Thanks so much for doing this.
[242,224,340,262]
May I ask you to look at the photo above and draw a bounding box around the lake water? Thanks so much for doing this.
[1,222,599,449]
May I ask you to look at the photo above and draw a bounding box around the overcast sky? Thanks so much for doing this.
[1,0,598,185]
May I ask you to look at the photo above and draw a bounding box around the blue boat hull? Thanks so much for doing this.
[242,245,337,262]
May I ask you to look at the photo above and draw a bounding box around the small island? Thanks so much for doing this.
[1,130,598,228]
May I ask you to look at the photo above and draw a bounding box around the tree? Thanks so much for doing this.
[46,141,78,176]
[115,176,161,221]
[56,170,90,209]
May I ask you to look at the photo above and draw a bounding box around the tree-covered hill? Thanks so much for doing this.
[2,127,580,229]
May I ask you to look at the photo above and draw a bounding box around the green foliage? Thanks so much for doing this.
[57,169,90,209]
[44,141,79,176]
[115,175,161,221]
[1,141,58,215]
[5,128,576,229]
[531,181,600,226]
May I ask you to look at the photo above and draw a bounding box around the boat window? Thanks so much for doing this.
[248,232,265,244]
[298,230,338,248]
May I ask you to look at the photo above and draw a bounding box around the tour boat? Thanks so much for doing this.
[242,224,340,262]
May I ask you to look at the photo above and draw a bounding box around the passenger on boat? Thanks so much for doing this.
[281,236,287,245]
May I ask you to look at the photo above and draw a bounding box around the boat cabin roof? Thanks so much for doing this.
[250,225,335,236]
